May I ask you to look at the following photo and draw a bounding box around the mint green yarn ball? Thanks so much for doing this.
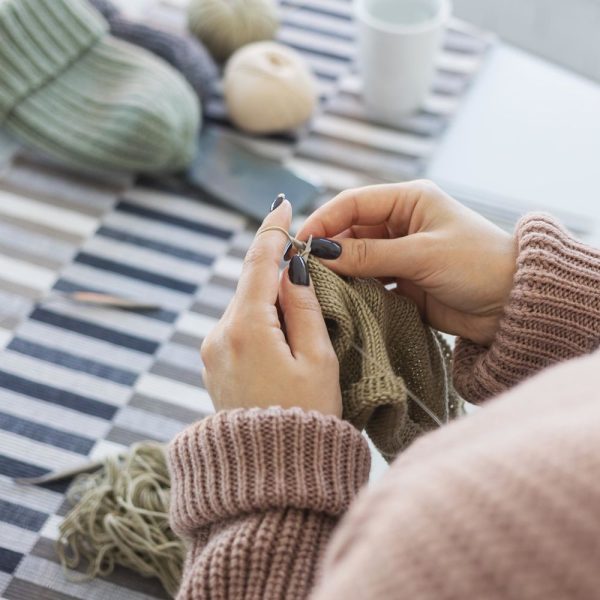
[187,0,279,63]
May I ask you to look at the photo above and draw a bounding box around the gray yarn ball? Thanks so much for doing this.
[88,0,218,106]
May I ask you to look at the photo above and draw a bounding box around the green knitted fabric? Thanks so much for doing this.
[309,259,463,462]
[0,0,200,173]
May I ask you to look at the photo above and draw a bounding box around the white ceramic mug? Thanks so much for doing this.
[355,0,451,120]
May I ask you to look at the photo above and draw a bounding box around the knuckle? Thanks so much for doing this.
[220,319,250,354]
[336,187,358,201]
[352,238,370,272]
[312,342,338,366]
[289,293,321,314]
[414,178,439,194]
[243,244,271,268]
[200,334,214,363]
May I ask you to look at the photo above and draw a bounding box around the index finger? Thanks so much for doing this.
[234,198,292,307]
[297,182,422,240]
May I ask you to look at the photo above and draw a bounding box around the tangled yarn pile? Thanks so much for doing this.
[57,443,184,598]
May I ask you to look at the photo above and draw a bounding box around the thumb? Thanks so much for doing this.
[278,263,333,361]
[317,235,425,280]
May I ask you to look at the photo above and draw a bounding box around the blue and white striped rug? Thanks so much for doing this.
[0,157,250,599]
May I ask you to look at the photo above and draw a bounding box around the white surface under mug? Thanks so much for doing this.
[355,0,451,120]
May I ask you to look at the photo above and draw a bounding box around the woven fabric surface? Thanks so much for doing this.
[309,259,462,462]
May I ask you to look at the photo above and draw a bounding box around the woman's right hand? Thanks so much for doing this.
[297,180,518,346]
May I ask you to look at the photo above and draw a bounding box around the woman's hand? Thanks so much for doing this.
[201,198,342,417]
[297,181,517,346]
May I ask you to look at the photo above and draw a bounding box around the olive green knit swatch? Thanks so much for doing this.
[309,258,463,462]
[0,0,200,173]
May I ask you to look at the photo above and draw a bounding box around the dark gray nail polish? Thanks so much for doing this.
[283,240,293,261]
[270,193,286,212]
[289,255,309,286]
[310,238,342,260]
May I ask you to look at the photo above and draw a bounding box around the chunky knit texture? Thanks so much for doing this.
[454,213,600,402]
[169,408,371,598]
[0,0,200,173]
[168,214,600,599]
[89,0,218,105]
[308,258,461,462]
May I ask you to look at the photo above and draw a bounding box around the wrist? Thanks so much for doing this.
[478,234,519,347]
[454,213,600,403]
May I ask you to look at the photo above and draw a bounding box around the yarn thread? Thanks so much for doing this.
[257,225,313,258]
[56,442,184,598]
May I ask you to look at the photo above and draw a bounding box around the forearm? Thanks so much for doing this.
[168,408,370,600]
[454,213,600,402]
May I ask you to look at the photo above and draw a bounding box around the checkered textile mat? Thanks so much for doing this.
[0,2,494,597]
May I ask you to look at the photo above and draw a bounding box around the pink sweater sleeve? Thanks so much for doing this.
[168,407,370,599]
[312,349,600,600]
[453,213,600,402]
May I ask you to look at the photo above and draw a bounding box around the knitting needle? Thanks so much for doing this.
[13,460,106,485]
[349,341,445,427]
[41,291,161,311]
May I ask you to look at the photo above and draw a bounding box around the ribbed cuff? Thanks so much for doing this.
[0,0,106,122]
[454,214,600,403]
[168,408,371,537]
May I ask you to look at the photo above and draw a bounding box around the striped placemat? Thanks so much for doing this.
[0,157,253,599]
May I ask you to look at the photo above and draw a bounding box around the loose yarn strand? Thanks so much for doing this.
[257,225,313,258]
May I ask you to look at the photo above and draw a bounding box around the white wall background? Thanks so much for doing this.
[452,0,600,82]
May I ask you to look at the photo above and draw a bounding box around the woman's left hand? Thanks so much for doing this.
[200,198,342,418]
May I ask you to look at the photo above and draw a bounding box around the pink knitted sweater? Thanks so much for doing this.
[169,215,600,599]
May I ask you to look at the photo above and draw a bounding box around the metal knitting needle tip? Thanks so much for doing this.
[349,341,445,428]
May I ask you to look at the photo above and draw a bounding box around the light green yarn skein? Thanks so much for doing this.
[187,0,279,63]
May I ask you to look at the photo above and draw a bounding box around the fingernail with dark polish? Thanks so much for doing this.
[289,255,309,286]
[283,240,293,261]
[310,238,342,260]
[270,193,286,212]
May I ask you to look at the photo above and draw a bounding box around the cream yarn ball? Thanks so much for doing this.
[187,0,279,63]
[224,41,318,134]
